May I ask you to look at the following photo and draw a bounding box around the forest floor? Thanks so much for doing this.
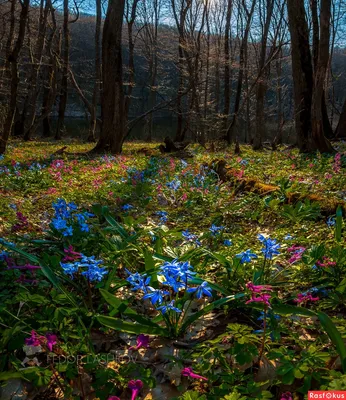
[0,138,346,400]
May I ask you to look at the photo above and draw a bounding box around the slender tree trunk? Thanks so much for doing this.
[311,0,334,152]
[335,99,346,138]
[223,0,232,134]
[0,0,30,154]
[287,0,314,152]
[87,0,102,142]
[226,0,256,144]
[253,0,274,150]
[93,0,126,153]
[55,0,69,139]
[24,0,50,140]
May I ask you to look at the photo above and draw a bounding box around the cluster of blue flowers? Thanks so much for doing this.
[209,224,224,236]
[156,211,168,224]
[257,234,280,260]
[126,259,212,314]
[236,249,257,264]
[166,179,181,191]
[122,204,134,211]
[52,199,93,236]
[326,216,336,227]
[182,229,201,246]
[28,162,46,171]
[60,255,108,282]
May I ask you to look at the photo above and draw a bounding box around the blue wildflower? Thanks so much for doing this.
[236,249,258,264]
[157,300,182,314]
[327,217,336,227]
[122,204,134,211]
[9,204,17,210]
[60,262,79,278]
[209,224,224,236]
[126,270,151,292]
[224,239,232,246]
[81,264,108,282]
[62,226,73,237]
[187,281,213,299]
[156,211,168,224]
[257,234,280,259]
[143,288,169,305]
[284,234,293,240]
[166,179,181,191]
[161,274,185,292]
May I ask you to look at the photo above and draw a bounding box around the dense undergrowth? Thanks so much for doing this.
[0,139,346,400]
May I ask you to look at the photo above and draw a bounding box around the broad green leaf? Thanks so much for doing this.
[318,311,346,373]
[179,293,244,335]
[336,206,343,242]
[97,316,168,336]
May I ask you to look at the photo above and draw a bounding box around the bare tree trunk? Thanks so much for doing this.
[125,0,140,119]
[335,99,346,139]
[222,0,232,134]
[0,0,30,154]
[23,0,50,140]
[287,0,314,152]
[93,0,126,153]
[311,0,334,152]
[87,0,102,142]
[252,0,274,150]
[226,0,256,144]
[55,0,69,139]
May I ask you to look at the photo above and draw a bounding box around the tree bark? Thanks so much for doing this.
[287,0,314,152]
[0,0,30,154]
[55,0,69,139]
[87,0,102,142]
[311,0,334,152]
[93,0,126,153]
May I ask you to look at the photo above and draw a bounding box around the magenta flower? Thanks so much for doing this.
[25,330,42,347]
[246,293,271,307]
[129,334,149,351]
[108,397,120,400]
[63,245,82,262]
[280,392,293,400]
[295,293,319,303]
[181,367,208,381]
[128,380,143,400]
[46,333,57,352]
[246,282,272,293]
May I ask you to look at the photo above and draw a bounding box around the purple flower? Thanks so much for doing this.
[129,334,150,351]
[280,392,293,400]
[46,333,57,352]
[25,330,41,347]
[128,379,143,400]
[181,367,208,381]
[108,397,120,400]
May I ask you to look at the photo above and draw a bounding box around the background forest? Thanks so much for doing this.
[1,0,346,153]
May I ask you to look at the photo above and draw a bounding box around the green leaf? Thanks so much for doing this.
[179,293,244,335]
[336,206,343,242]
[2,243,77,308]
[317,311,346,373]
[103,212,129,239]
[271,304,316,318]
[0,371,25,381]
[97,316,168,336]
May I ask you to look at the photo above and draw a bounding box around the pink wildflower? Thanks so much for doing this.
[128,380,143,400]
[295,293,319,303]
[246,282,272,293]
[129,334,149,351]
[46,333,57,352]
[181,367,208,381]
[25,330,42,347]
[280,392,293,400]
[246,293,271,307]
